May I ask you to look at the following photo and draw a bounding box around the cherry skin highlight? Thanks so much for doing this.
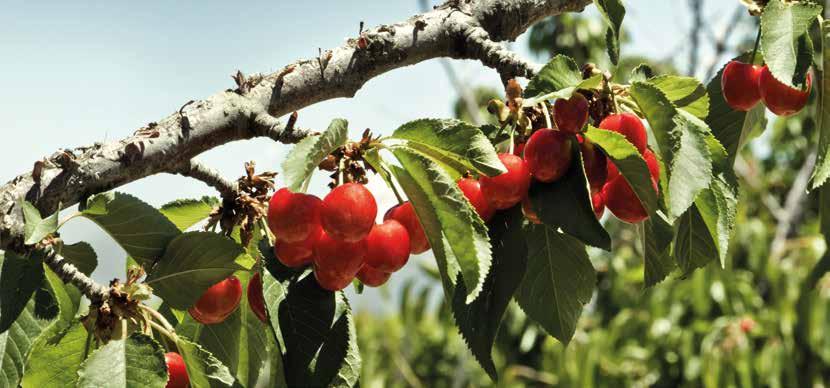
[247,272,267,323]
[164,352,190,388]
[554,93,590,134]
[357,265,391,287]
[523,129,573,183]
[274,223,321,268]
[188,276,242,325]
[267,188,322,243]
[580,138,608,193]
[457,177,495,221]
[385,202,430,254]
[599,113,648,154]
[365,220,410,273]
[320,183,377,242]
[721,61,762,111]
[603,176,648,223]
[758,65,812,116]
[313,231,367,291]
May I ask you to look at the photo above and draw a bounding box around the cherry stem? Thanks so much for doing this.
[508,124,516,154]
[540,102,553,129]
[750,28,761,64]
[149,320,178,343]
[140,304,176,333]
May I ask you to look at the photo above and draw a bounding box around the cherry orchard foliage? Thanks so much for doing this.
[0,1,828,387]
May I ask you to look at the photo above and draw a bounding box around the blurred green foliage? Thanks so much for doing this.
[356,11,830,388]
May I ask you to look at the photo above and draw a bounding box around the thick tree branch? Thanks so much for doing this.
[0,0,592,252]
[43,246,109,303]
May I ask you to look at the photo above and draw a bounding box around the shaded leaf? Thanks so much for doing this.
[81,192,180,267]
[0,250,45,333]
[594,0,625,64]
[524,55,584,99]
[145,232,251,309]
[175,337,236,388]
[282,118,349,192]
[641,212,675,287]
[0,286,50,386]
[673,205,718,276]
[159,197,220,231]
[77,333,167,388]
[812,21,830,188]
[59,242,97,276]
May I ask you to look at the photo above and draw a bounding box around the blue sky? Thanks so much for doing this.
[0,0,748,312]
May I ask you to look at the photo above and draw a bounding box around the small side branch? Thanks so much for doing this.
[176,160,238,199]
[461,26,540,82]
[43,246,109,303]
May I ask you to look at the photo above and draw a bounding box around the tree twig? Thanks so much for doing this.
[42,246,109,303]
[176,160,238,199]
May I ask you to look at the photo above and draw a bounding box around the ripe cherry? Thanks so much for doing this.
[522,197,542,224]
[554,93,589,134]
[313,231,367,291]
[267,189,322,243]
[247,273,267,323]
[188,276,242,325]
[580,138,607,193]
[513,141,526,157]
[759,65,812,116]
[739,317,755,333]
[357,265,391,287]
[592,191,605,219]
[481,153,531,209]
[385,202,430,254]
[457,178,495,221]
[721,61,762,111]
[274,224,321,268]
[603,176,648,223]
[643,149,660,186]
[523,129,573,183]
[365,220,410,272]
[321,183,377,242]
[599,113,648,154]
[606,158,619,181]
[164,352,189,388]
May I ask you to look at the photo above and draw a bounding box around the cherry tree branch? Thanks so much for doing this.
[176,160,238,199]
[43,246,109,303]
[0,0,592,253]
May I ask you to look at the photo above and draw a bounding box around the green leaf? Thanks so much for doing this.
[629,64,654,83]
[22,321,89,388]
[276,274,360,387]
[145,232,251,309]
[452,207,528,380]
[694,176,738,267]
[389,119,506,177]
[159,197,220,231]
[649,75,710,119]
[0,250,45,333]
[584,126,658,214]
[77,333,167,388]
[629,82,713,220]
[641,213,675,287]
[21,202,59,245]
[806,187,830,288]
[41,266,80,324]
[526,141,611,250]
[760,0,821,87]
[523,55,584,99]
[391,147,492,302]
[60,242,97,276]
[812,20,830,188]
[0,285,50,386]
[514,225,596,344]
[81,192,180,267]
[282,118,349,192]
[673,204,718,276]
[181,271,285,387]
[175,337,236,388]
[594,0,625,64]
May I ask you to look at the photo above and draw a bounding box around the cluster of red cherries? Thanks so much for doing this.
[721,61,811,115]
[267,183,428,291]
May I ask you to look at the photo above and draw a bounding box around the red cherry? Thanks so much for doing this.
[320,183,377,242]
[739,317,755,333]
[188,276,242,325]
[365,220,410,272]
[384,202,430,254]
[481,153,532,210]
[164,352,189,388]
[274,224,321,268]
[513,142,526,157]
[603,176,648,223]
[523,129,573,183]
[267,189,322,243]
[721,61,762,111]
[553,93,589,134]
[312,231,366,291]
[580,139,607,193]
[522,197,542,224]
[759,65,812,116]
[457,178,495,221]
[357,265,391,287]
[606,158,620,181]
[592,191,605,219]
[599,113,648,154]
[247,273,267,323]
[643,149,660,185]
